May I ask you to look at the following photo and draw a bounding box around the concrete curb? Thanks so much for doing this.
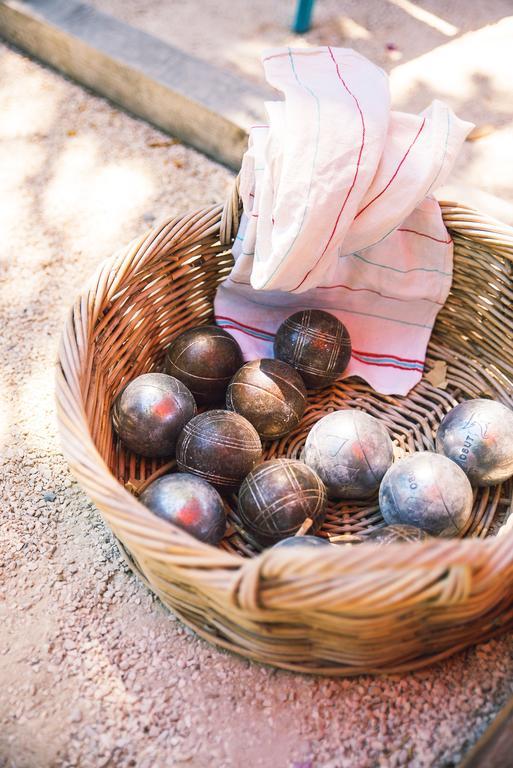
[0,0,271,169]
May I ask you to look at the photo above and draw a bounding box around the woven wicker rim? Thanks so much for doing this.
[55,181,513,674]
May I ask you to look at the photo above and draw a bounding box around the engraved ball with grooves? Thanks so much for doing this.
[237,458,327,547]
[379,452,473,537]
[165,325,244,405]
[226,358,307,440]
[139,473,226,545]
[112,372,196,458]
[176,409,262,492]
[436,398,513,486]
[303,410,394,499]
[274,309,351,389]
[367,524,430,544]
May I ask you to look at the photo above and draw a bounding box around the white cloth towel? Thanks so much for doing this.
[214,47,473,395]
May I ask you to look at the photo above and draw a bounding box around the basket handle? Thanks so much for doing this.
[220,178,513,261]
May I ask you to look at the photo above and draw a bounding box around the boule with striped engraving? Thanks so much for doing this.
[112,372,196,458]
[303,409,394,499]
[237,458,327,547]
[274,309,351,389]
[226,358,307,440]
[165,325,243,405]
[176,409,262,492]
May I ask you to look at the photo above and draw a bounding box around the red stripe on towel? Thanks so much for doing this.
[355,118,426,219]
[215,316,275,336]
[397,228,452,244]
[292,46,366,291]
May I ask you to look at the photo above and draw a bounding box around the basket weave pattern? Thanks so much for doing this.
[56,185,513,674]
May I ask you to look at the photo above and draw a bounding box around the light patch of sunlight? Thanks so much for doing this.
[451,126,513,195]
[43,134,154,249]
[386,0,458,37]
[389,17,513,107]
[227,35,311,81]
[75,638,138,709]
[0,144,46,239]
[19,362,60,454]
[337,16,371,41]
[0,78,60,139]
[0,259,47,305]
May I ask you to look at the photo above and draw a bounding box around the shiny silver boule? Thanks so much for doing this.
[272,535,332,550]
[367,524,430,544]
[139,472,226,545]
[436,398,513,486]
[112,372,196,458]
[303,410,394,499]
[379,452,473,537]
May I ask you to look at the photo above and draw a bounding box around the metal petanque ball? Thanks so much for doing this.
[237,458,327,547]
[176,409,262,492]
[226,358,307,440]
[367,524,430,544]
[303,410,394,499]
[436,398,513,486]
[274,309,352,389]
[273,535,332,550]
[379,452,473,537]
[165,325,243,405]
[112,372,196,458]
[139,473,226,545]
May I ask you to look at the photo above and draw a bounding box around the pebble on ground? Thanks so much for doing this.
[1,41,513,768]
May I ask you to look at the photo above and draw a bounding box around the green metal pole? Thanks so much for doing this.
[293,0,315,33]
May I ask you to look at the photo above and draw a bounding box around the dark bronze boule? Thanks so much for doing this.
[176,409,262,491]
[379,452,473,537]
[165,325,244,405]
[273,535,332,549]
[303,410,394,499]
[274,309,351,389]
[237,458,327,547]
[139,472,226,545]
[226,358,307,440]
[436,398,513,486]
[112,372,196,458]
[367,524,430,544]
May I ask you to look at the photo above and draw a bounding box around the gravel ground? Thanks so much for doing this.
[2,42,513,768]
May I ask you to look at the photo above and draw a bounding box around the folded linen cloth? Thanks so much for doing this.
[214,47,473,395]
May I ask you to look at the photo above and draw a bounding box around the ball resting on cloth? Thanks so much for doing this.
[436,398,513,486]
[165,325,243,405]
[176,409,262,492]
[367,524,430,544]
[237,458,327,547]
[274,309,351,389]
[139,473,226,545]
[303,410,394,499]
[226,358,307,440]
[112,372,196,458]
[379,452,473,537]
[272,535,332,549]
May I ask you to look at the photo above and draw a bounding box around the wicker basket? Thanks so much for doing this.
[56,179,513,675]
